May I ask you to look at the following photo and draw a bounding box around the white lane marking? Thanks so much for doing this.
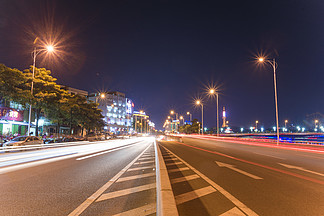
[96,183,156,202]
[68,143,151,216]
[171,174,200,184]
[165,161,182,165]
[76,145,134,161]
[278,163,324,177]
[215,161,263,180]
[164,158,179,162]
[175,186,216,205]
[168,167,190,173]
[162,146,259,216]
[138,157,153,161]
[134,160,155,165]
[117,173,155,182]
[127,166,155,172]
[138,157,154,162]
[112,203,156,216]
[219,207,245,216]
[253,152,285,160]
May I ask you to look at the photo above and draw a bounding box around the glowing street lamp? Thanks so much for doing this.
[170,110,178,120]
[255,120,259,131]
[315,119,319,129]
[258,57,280,145]
[208,88,220,136]
[186,111,192,122]
[46,45,54,52]
[195,100,204,135]
[95,92,105,103]
[285,120,288,128]
[27,38,55,135]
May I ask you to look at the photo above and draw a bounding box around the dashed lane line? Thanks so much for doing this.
[164,158,179,162]
[170,174,200,184]
[175,186,216,205]
[134,160,155,165]
[166,161,183,166]
[138,157,154,161]
[127,165,155,172]
[161,145,259,216]
[168,167,190,173]
[96,183,156,202]
[117,173,155,182]
[68,143,151,216]
[112,203,156,216]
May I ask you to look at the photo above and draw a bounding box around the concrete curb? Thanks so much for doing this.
[154,140,179,216]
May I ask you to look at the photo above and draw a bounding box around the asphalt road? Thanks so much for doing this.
[0,137,156,216]
[159,136,324,216]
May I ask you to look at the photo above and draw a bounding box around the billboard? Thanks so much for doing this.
[0,107,24,121]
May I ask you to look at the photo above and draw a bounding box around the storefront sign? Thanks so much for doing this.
[0,107,24,121]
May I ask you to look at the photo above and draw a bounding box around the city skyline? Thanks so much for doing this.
[0,0,323,129]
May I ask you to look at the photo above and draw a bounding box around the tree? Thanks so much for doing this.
[23,66,68,136]
[178,119,200,134]
[0,64,30,104]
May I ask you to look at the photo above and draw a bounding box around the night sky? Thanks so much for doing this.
[0,0,323,129]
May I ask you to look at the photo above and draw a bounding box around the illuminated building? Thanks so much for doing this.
[222,107,228,128]
[88,91,134,134]
[0,100,26,137]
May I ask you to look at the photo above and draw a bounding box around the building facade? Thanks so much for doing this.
[88,91,134,134]
[0,100,27,137]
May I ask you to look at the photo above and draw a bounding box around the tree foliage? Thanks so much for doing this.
[0,64,104,136]
[179,119,201,134]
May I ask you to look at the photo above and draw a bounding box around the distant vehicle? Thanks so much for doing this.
[3,136,43,147]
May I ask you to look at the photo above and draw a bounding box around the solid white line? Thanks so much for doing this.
[76,145,134,161]
[175,186,216,205]
[68,142,151,216]
[134,160,155,165]
[161,145,259,216]
[168,167,190,173]
[96,183,156,202]
[117,173,155,182]
[219,207,245,216]
[164,158,179,162]
[138,157,153,161]
[171,174,200,184]
[112,203,156,216]
[165,161,182,165]
[127,166,155,172]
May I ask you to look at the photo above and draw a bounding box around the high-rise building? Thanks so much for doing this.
[88,91,134,134]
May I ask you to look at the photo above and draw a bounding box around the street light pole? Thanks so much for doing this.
[259,57,280,145]
[272,59,280,145]
[27,39,55,136]
[216,93,219,136]
[187,112,192,122]
[202,104,204,135]
[208,89,219,136]
[195,100,204,135]
[27,46,37,135]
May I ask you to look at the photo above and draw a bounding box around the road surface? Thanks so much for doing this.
[158,136,324,216]
[0,137,156,216]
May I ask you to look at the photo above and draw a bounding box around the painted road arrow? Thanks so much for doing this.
[278,163,324,177]
[215,161,263,180]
